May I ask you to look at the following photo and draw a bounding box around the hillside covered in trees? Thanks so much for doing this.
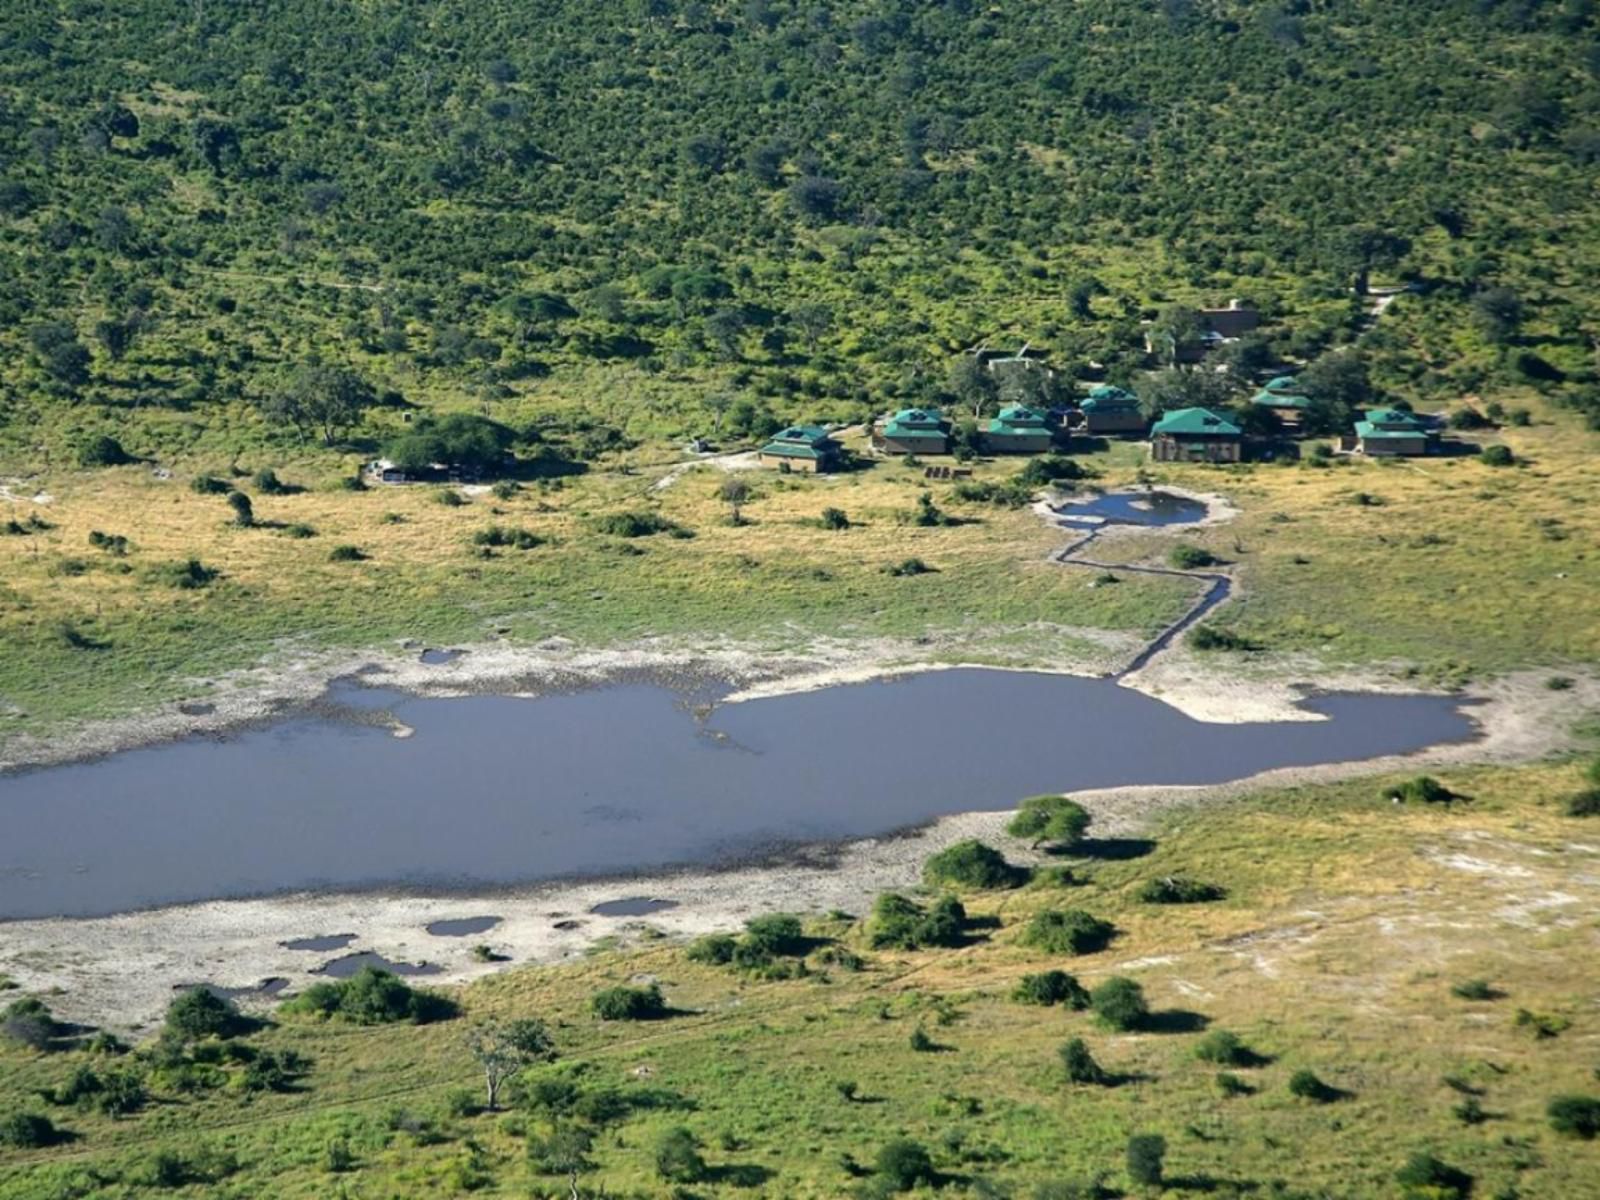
[3,0,1600,458]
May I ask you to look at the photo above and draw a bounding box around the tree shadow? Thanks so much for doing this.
[1069,838,1157,862]
[1141,1009,1211,1035]
[706,1163,776,1188]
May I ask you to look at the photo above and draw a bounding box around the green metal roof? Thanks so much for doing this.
[988,405,1050,435]
[883,408,947,439]
[1150,407,1242,438]
[1264,375,1300,394]
[762,425,837,458]
[769,424,831,445]
[1082,385,1140,411]
[1354,422,1428,441]
[1252,389,1310,409]
[1361,407,1422,429]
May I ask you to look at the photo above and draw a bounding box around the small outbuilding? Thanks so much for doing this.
[758,425,841,473]
[1150,407,1244,463]
[1078,385,1146,434]
[1251,376,1312,428]
[983,404,1055,454]
[876,407,950,456]
[1352,407,1430,457]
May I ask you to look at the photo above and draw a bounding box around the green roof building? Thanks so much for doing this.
[758,424,841,473]
[877,407,949,455]
[983,404,1055,454]
[1150,407,1243,463]
[1252,375,1311,422]
[1079,385,1145,434]
[1353,406,1430,457]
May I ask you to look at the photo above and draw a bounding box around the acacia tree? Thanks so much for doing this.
[467,1018,555,1110]
[1007,794,1091,851]
[259,363,377,445]
[947,354,997,418]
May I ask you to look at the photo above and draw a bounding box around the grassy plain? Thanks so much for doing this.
[2,760,1597,1198]
[4,376,1598,740]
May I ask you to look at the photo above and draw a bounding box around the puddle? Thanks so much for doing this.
[425,915,502,937]
[0,670,1475,920]
[281,933,357,952]
[314,952,441,978]
[420,649,464,665]
[1054,489,1207,527]
[590,897,681,918]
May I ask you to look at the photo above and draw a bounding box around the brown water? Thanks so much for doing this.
[0,670,1475,920]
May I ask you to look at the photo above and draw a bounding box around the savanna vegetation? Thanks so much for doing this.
[3,759,1599,1196]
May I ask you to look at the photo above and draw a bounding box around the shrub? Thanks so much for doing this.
[743,913,806,956]
[1479,444,1515,466]
[2,998,57,1050]
[1137,876,1226,904]
[78,435,131,467]
[874,1140,935,1191]
[1395,1153,1473,1199]
[252,468,290,494]
[1452,1096,1485,1125]
[165,988,242,1041]
[1215,1072,1253,1097]
[1017,455,1093,487]
[1566,789,1600,817]
[1089,977,1147,1031]
[280,967,454,1025]
[868,893,968,950]
[908,1026,936,1053]
[87,529,129,555]
[1547,1094,1600,1139]
[1389,775,1459,805]
[819,506,850,529]
[1168,543,1218,569]
[1058,1038,1107,1085]
[1022,909,1115,955]
[590,510,680,537]
[1193,1030,1252,1066]
[1125,1133,1166,1189]
[491,480,520,501]
[473,524,543,550]
[1006,795,1090,851]
[883,556,932,576]
[910,491,951,526]
[436,488,467,507]
[1288,1069,1339,1102]
[686,934,737,965]
[1449,979,1498,1001]
[153,558,218,589]
[0,1111,58,1148]
[924,840,1024,890]
[190,474,230,495]
[328,544,368,562]
[654,1126,706,1183]
[591,984,667,1021]
[283,522,316,538]
[1189,624,1252,651]
[1515,1008,1571,1038]
[1012,971,1089,1009]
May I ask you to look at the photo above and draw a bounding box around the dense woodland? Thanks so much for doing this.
[2,0,1600,461]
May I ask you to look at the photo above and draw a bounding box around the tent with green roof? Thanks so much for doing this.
[878,407,949,455]
[983,404,1055,453]
[1150,407,1243,463]
[758,424,841,472]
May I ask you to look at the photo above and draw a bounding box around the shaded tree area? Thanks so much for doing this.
[0,0,1598,458]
